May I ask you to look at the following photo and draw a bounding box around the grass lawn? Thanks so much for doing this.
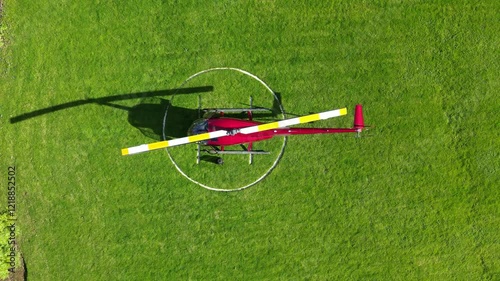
[1,0,499,280]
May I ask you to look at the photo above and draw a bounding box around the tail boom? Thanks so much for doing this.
[273,104,366,136]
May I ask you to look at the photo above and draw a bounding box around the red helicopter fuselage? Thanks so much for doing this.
[196,104,365,147]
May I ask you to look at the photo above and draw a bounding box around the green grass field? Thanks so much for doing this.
[1,0,499,280]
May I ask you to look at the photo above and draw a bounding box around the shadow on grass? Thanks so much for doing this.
[200,155,223,164]
[128,98,199,141]
[9,86,213,123]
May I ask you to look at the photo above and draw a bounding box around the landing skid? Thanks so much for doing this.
[202,149,270,155]
[197,148,269,165]
[203,108,271,113]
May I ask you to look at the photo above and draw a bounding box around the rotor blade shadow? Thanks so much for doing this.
[9,86,213,123]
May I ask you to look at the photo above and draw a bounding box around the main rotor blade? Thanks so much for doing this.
[121,107,347,156]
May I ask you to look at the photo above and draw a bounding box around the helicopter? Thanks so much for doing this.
[121,102,366,165]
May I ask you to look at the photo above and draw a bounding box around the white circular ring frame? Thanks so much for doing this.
[162,67,287,192]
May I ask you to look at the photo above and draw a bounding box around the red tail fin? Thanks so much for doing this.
[354,104,364,129]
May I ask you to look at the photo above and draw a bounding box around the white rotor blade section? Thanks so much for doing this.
[121,107,347,156]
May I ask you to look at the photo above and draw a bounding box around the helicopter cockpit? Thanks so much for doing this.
[187,119,209,144]
[188,119,208,135]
